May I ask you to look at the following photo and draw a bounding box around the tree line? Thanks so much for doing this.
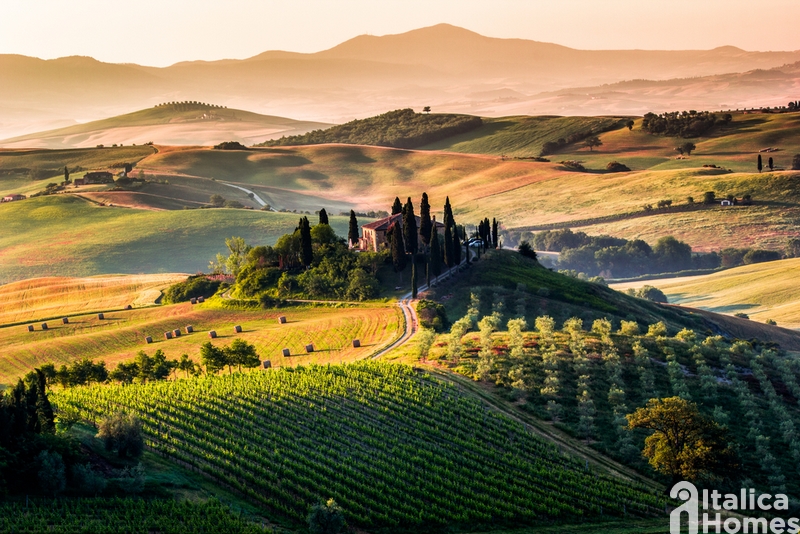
[256,109,483,149]
[641,110,731,138]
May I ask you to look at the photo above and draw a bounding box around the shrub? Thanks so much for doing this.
[636,285,668,303]
[619,320,640,336]
[518,241,537,260]
[213,141,248,150]
[97,412,144,458]
[417,300,448,332]
[646,321,668,337]
[308,499,347,534]
[742,249,782,265]
[765,319,777,326]
[559,160,586,172]
[163,276,221,304]
[606,161,630,172]
[734,312,750,319]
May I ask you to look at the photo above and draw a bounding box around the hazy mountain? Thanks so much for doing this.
[1,24,799,140]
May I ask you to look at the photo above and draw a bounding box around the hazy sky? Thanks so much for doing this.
[3,0,800,67]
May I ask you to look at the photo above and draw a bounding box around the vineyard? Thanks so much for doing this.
[52,362,664,529]
[0,498,267,533]
[435,309,800,496]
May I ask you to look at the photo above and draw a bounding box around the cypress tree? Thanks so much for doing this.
[64,166,69,182]
[768,157,774,171]
[453,225,462,266]
[444,196,453,223]
[348,210,359,247]
[318,208,329,225]
[757,154,763,173]
[389,221,407,281]
[426,261,431,288]
[299,217,313,267]
[443,214,454,268]
[492,218,499,249]
[483,218,491,250]
[35,369,55,434]
[419,192,432,246]
[429,221,442,277]
[411,260,418,299]
[391,197,403,215]
[402,197,417,254]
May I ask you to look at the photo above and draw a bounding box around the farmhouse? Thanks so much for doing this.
[1,194,26,203]
[359,213,444,252]
[81,171,114,184]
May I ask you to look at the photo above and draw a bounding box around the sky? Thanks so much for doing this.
[2,0,800,67]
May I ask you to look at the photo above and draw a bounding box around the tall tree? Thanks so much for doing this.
[391,197,403,215]
[389,221,407,281]
[299,217,313,268]
[348,210,359,247]
[443,215,454,268]
[63,166,69,182]
[200,342,226,374]
[402,197,418,255]
[757,154,763,173]
[419,192,432,246]
[411,260,418,298]
[768,157,774,171]
[492,218,499,249]
[224,339,260,373]
[452,225,462,266]
[35,369,55,434]
[443,197,453,225]
[318,208,329,225]
[429,221,442,277]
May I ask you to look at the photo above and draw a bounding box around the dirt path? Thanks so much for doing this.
[219,182,273,209]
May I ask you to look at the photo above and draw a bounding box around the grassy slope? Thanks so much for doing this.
[612,258,800,328]
[0,195,351,283]
[0,274,185,325]
[420,115,628,157]
[0,299,401,384]
[1,106,331,149]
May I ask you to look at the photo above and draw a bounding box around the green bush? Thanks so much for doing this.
[163,276,221,304]
[417,300,449,332]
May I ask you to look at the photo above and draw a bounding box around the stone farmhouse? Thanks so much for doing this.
[359,213,444,252]
[74,171,114,186]
[1,194,26,202]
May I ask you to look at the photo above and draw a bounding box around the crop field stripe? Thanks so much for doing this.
[53,362,664,529]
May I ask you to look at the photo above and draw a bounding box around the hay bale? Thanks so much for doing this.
[145,336,153,344]
[305,344,314,353]
[97,313,105,320]
[278,316,287,324]
[27,325,34,332]
[62,317,69,324]
[209,330,217,339]
[282,348,290,357]
[234,325,242,333]
[125,305,133,310]
[186,325,194,333]
[352,339,361,348]
[173,329,181,337]
[41,323,48,330]
[262,360,272,369]
[190,298,197,304]
[164,332,173,340]
[198,296,205,303]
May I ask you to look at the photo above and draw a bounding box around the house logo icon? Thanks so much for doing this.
[671,481,699,534]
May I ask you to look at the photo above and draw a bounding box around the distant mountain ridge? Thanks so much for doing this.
[1,23,799,140]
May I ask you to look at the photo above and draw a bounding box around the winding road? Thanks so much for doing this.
[220,182,275,210]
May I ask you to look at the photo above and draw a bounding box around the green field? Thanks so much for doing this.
[0,195,351,283]
[612,257,800,328]
[52,362,665,530]
[420,115,629,157]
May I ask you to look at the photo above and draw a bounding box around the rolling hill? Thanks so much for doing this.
[611,258,800,329]
[0,103,331,149]
[3,24,800,139]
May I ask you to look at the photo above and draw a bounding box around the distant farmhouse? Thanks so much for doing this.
[360,213,444,252]
[1,194,26,203]
[74,171,114,186]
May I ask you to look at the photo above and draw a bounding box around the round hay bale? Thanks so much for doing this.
[262,360,272,369]
[352,339,361,348]
[234,325,242,333]
[282,348,290,357]
[305,344,314,353]
[125,305,133,310]
[209,330,217,339]
[186,325,194,333]
[278,316,287,324]
[97,313,105,320]
[27,325,34,332]
[164,332,173,340]
[41,323,48,330]
[62,317,69,324]
[145,336,153,344]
